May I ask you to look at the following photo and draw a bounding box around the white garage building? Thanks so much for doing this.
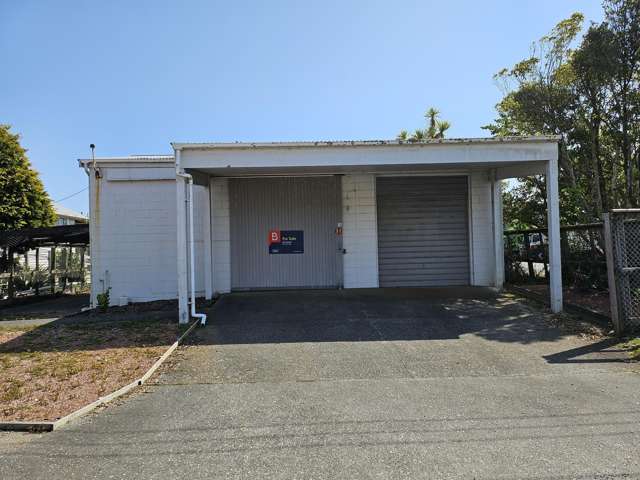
[79,136,563,323]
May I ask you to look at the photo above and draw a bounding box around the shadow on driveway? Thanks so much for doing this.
[177,287,629,368]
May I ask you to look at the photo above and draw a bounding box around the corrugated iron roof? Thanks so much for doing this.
[77,155,173,165]
[172,135,561,150]
[53,203,88,221]
[77,136,561,164]
[0,224,90,252]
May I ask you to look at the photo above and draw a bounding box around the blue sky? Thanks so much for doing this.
[1,1,604,214]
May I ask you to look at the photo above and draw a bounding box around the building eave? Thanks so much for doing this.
[171,135,561,151]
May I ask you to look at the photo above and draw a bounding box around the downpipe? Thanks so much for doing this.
[176,151,207,326]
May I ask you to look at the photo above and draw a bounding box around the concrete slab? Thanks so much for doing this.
[1,288,639,479]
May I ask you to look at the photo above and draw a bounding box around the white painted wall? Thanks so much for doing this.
[469,170,495,286]
[341,174,379,288]
[191,184,207,296]
[91,166,208,305]
[93,176,178,303]
[91,164,498,303]
[211,177,231,293]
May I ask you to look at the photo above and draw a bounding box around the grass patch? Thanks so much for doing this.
[0,317,181,421]
[1,379,24,402]
[0,324,40,334]
[621,337,640,360]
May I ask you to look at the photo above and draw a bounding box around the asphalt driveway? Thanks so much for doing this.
[2,288,640,479]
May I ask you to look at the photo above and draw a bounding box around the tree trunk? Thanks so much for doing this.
[636,147,640,207]
[622,105,633,207]
[559,142,578,188]
[589,118,604,216]
[611,155,619,208]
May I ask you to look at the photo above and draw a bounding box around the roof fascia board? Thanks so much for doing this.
[172,136,560,151]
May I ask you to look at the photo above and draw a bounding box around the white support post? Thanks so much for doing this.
[203,180,213,300]
[546,157,563,312]
[491,171,505,289]
[176,173,189,324]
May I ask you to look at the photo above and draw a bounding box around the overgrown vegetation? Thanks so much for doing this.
[484,0,640,228]
[622,337,640,360]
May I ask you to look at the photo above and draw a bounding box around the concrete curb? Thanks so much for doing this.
[0,319,200,433]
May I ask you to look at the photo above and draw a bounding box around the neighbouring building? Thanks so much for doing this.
[53,203,89,226]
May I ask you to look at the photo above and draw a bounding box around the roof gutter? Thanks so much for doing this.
[171,135,562,151]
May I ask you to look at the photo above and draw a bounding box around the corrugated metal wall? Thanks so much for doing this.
[229,177,342,289]
[376,176,470,287]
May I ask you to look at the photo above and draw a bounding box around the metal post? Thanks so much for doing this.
[603,213,622,335]
[50,246,56,295]
[80,247,85,288]
[8,249,14,299]
[524,233,535,281]
[35,247,40,296]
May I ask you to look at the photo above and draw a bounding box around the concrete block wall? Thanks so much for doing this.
[94,175,178,303]
[341,174,379,288]
[191,184,208,296]
[469,170,495,286]
[92,168,496,303]
[211,177,231,293]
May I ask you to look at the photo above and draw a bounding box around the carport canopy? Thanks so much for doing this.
[172,136,563,323]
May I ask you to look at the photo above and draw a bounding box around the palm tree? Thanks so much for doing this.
[396,107,451,141]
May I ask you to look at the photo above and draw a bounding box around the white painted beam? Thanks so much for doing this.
[181,142,559,171]
[495,162,546,180]
[546,158,563,312]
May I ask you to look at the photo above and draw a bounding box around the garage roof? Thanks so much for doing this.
[172,135,561,150]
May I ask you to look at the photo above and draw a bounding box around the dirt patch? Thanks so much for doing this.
[0,294,89,321]
[0,318,181,422]
[513,284,611,316]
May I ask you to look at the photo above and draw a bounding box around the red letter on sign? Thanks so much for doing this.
[269,230,281,244]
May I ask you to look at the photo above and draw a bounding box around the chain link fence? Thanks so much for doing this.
[604,210,640,334]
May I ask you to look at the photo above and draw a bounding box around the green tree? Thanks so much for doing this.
[601,0,640,206]
[0,125,56,230]
[485,1,640,228]
[398,107,451,141]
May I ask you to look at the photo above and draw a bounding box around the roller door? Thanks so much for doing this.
[376,176,470,287]
[229,176,342,290]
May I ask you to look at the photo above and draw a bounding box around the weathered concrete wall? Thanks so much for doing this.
[211,177,231,293]
[470,170,495,286]
[91,166,207,304]
[342,174,379,288]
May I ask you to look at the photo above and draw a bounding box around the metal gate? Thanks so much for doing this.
[604,210,640,334]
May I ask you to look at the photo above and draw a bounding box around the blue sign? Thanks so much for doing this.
[269,230,304,254]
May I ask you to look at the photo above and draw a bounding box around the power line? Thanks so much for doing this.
[54,187,88,203]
